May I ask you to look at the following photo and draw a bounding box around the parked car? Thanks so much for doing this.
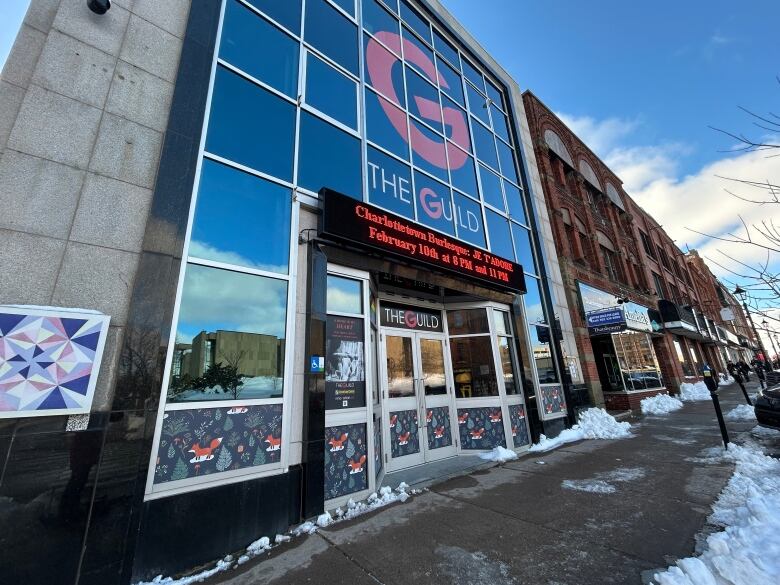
[754,383,780,430]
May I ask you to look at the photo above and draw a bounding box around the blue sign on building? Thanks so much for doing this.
[586,308,625,328]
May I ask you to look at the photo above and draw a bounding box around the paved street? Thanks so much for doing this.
[212,381,773,585]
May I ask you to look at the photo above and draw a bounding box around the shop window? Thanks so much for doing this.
[245,0,302,35]
[447,308,489,335]
[305,0,359,75]
[365,88,408,160]
[190,159,291,274]
[612,331,663,391]
[205,66,296,182]
[461,57,484,91]
[466,83,490,126]
[298,111,362,197]
[448,146,478,195]
[304,52,358,129]
[414,170,455,235]
[399,0,430,43]
[362,0,399,38]
[523,276,547,325]
[652,271,667,299]
[504,182,526,225]
[327,275,363,314]
[478,164,504,210]
[485,210,513,261]
[220,0,299,98]
[601,245,619,282]
[529,325,558,383]
[471,119,498,170]
[410,119,448,181]
[491,105,510,143]
[639,230,656,259]
[674,338,694,376]
[449,337,498,398]
[432,27,459,69]
[168,264,287,402]
[386,335,414,397]
[512,223,536,276]
[436,56,464,105]
[405,67,442,134]
[494,310,522,395]
[366,146,413,217]
[452,192,486,248]
[496,139,518,184]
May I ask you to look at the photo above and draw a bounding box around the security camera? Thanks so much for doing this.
[87,0,111,14]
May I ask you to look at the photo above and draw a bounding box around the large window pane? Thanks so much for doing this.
[529,326,558,383]
[486,80,504,111]
[386,335,414,397]
[362,0,398,37]
[402,25,435,80]
[399,0,430,43]
[245,0,302,35]
[410,119,448,181]
[190,160,290,274]
[466,83,490,126]
[220,0,298,98]
[505,182,526,225]
[305,0,359,75]
[168,264,287,401]
[433,28,459,69]
[461,57,484,90]
[365,88,408,160]
[406,68,442,133]
[327,275,363,314]
[511,223,536,275]
[448,145,477,195]
[479,164,504,210]
[497,139,518,184]
[305,52,358,129]
[414,170,455,236]
[498,337,521,395]
[298,112,362,197]
[331,0,355,16]
[471,119,498,169]
[486,210,513,260]
[491,104,510,142]
[447,308,489,335]
[206,66,295,181]
[523,277,546,325]
[364,33,405,106]
[449,337,498,398]
[453,191,485,248]
[437,57,464,106]
[367,146,413,218]
[442,94,470,151]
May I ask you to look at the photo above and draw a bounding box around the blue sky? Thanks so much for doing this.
[0,1,29,68]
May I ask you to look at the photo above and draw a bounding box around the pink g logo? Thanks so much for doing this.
[419,187,442,219]
[366,32,470,170]
[404,311,418,328]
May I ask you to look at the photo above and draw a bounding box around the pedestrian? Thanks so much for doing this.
[752,359,767,389]
[736,359,751,382]
[727,361,752,405]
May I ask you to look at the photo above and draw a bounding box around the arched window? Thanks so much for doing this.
[605,182,626,211]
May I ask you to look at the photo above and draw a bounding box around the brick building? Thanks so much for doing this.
[522,91,758,410]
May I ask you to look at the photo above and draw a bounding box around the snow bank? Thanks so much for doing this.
[135,483,416,585]
[479,446,518,463]
[679,382,711,401]
[529,408,631,453]
[725,404,756,421]
[641,393,684,416]
[654,443,780,585]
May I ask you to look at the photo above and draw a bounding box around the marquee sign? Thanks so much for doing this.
[321,189,526,294]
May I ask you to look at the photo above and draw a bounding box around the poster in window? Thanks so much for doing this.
[326,316,366,409]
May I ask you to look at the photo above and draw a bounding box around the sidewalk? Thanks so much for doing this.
[210,382,770,585]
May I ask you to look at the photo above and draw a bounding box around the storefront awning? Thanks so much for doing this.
[657,299,706,340]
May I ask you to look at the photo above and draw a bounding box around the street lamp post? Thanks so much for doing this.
[734,286,769,371]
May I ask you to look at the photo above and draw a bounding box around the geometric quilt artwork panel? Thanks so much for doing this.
[153,404,283,484]
[0,306,111,418]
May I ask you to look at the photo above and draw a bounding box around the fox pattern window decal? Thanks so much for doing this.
[325,423,368,500]
[457,407,507,450]
[389,409,420,458]
[153,404,282,484]
[509,404,530,448]
[425,406,452,450]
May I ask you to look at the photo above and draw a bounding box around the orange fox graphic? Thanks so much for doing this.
[470,428,485,440]
[488,411,502,423]
[227,406,248,415]
[265,434,281,452]
[398,431,411,445]
[389,414,398,428]
[511,426,517,437]
[426,410,433,423]
[458,412,469,425]
[328,433,349,452]
[188,437,223,463]
[347,455,367,474]
[433,426,445,439]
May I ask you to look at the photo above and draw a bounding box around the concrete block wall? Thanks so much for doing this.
[0,0,190,411]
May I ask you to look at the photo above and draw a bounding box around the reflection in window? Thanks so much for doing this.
[461,57,484,90]
[402,26,435,80]
[305,53,358,129]
[168,264,287,402]
[498,337,520,395]
[523,277,546,325]
[450,337,497,398]
[493,310,510,335]
[365,88,408,160]
[305,0,359,75]
[491,104,509,142]
[298,112,362,197]
[433,28,459,69]
[220,0,299,98]
[529,325,558,383]
[505,183,526,225]
[410,119,448,182]
[486,81,504,112]
[436,57,464,105]
[452,192,485,248]
[414,170,455,235]
[327,275,363,314]
[448,146,477,195]
[466,83,490,126]
[399,0,430,43]
[405,68,442,133]
[511,223,536,275]
[471,119,498,170]
[331,0,355,16]
[206,66,296,181]
[479,165,504,210]
[191,160,291,274]
[447,308,488,335]
[386,335,414,397]
[362,0,398,38]
[367,146,413,217]
[613,331,663,391]
[364,34,405,107]
[245,0,302,35]
[486,210,513,261]
[496,139,518,184]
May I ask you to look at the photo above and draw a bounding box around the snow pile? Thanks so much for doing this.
[679,382,711,401]
[135,483,416,585]
[654,443,780,585]
[529,408,631,453]
[718,374,735,385]
[641,394,684,416]
[725,404,756,421]
[479,446,519,463]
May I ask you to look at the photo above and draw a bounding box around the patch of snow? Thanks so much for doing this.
[316,512,332,527]
[641,394,684,415]
[725,404,756,421]
[291,521,317,536]
[274,534,290,544]
[654,442,780,585]
[679,382,711,402]
[562,479,616,494]
[137,558,233,585]
[479,446,519,463]
[246,537,270,555]
[529,408,631,453]
[751,425,780,438]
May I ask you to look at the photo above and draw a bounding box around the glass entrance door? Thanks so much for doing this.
[381,331,457,472]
